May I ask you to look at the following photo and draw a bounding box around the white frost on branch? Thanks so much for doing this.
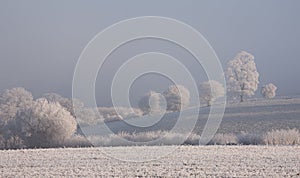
[199,80,225,106]
[261,83,277,99]
[42,93,84,117]
[14,98,77,148]
[163,85,190,112]
[0,88,34,127]
[138,91,166,115]
[226,51,259,102]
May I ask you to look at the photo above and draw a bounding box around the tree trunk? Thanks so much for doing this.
[240,83,245,102]
[207,100,212,106]
[240,95,244,102]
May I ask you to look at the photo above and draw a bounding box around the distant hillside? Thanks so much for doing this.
[210,97,300,134]
[82,97,300,137]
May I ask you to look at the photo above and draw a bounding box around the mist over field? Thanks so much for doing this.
[0,1,300,177]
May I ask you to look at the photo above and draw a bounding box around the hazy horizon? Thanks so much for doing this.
[1,0,299,106]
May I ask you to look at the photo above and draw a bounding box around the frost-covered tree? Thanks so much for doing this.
[199,80,225,106]
[14,98,77,148]
[162,85,190,112]
[138,91,166,115]
[43,93,95,132]
[0,88,33,127]
[42,93,83,117]
[226,51,259,102]
[261,83,277,99]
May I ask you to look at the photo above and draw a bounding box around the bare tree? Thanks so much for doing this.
[226,51,259,102]
[199,80,225,106]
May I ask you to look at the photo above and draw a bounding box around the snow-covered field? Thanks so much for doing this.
[1,98,300,177]
[1,146,299,177]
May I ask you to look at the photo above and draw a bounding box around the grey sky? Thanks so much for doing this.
[0,0,299,106]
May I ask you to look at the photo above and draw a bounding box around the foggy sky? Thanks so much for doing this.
[0,0,299,106]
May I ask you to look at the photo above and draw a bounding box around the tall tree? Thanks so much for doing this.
[226,51,259,102]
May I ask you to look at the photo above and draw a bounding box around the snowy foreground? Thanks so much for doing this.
[1,146,299,177]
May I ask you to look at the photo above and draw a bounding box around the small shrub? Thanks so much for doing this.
[264,128,300,145]
[0,134,5,149]
[5,135,26,149]
[237,132,264,145]
[87,131,200,147]
[208,133,238,145]
[63,135,92,148]
[184,133,201,145]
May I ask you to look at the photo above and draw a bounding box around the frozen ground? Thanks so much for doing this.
[1,146,300,177]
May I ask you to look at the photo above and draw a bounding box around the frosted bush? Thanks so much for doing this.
[87,129,300,147]
[43,93,85,117]
[209,133,238,145]
[264,129,300,145]
[183,133,201,145]
[0,134,5,149]
[87,131,200,146]
[15,98,77,148]
[261,83,277,99]
[42,93,100,128]
[237,132,264,145]
[63,135,92,148]
[88,131,165,147]
[4,135,25,149]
